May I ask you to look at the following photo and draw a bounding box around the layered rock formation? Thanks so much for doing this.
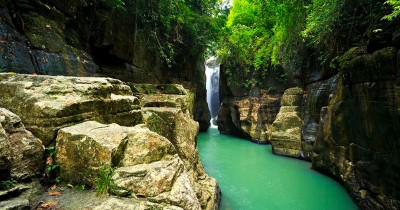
[0,108,44,181]
[218,45,400,208]
[0,74,142,146]
[0,74,220,209]
[311,47,400,209]
[270,87,303,157]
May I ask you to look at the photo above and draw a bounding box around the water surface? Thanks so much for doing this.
[198,128,358,210]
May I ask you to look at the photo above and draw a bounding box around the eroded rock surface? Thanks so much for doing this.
[312,47,400,209]
[0,74,142,145]
[0,108,44,181]
[217,95,281,143]
[270,87,303,157]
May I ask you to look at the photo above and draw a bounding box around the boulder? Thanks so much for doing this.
[56,120,218,209]
[142,107,199,172]
[56,121,175,186]
[111,156,184,197]
[270,87,303,158]
[0,74,142,145]
[0,108,44,181]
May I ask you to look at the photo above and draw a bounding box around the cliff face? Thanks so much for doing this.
[311,47,400,209]
[217,65,285,143]
[0,0,210,130]
[218,46,400,209]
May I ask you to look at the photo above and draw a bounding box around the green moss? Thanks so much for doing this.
[144,112,169,136]
[23,12,66,53]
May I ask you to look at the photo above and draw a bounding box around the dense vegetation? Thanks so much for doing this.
[102,0,399,87]
[217,0,398,88]
[105,0,224,68]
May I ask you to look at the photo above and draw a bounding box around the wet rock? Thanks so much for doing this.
[301,76,338,159]
[313,47,400,209]
[270,87,303,158]
[0,74,142,145]
[0,108,44,181]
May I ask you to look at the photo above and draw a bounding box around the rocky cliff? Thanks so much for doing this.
[218,46,400,209]
[0,0,210,131]
[0,74,220,209]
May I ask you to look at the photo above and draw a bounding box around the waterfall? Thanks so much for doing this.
[205,57,220,127]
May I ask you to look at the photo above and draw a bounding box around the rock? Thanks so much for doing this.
[0,1,36,74]
[113,128,176,167]
[301,76,338,159]
[142,107,199,172]
[341,47,397,85]
[153,172,202,210]
[312,47,400,209]
[142,107,220,209]
[217,95,281,143]
[111,156,184,197]
[0,74,142,145]
[56,121,175,186]
[0,198,29,210]
[270,87,303,158]
[92,198,184,210]
[0,108,44,181]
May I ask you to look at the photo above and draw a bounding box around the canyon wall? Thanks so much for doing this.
[0,0,210,130]
[218,45,400,209]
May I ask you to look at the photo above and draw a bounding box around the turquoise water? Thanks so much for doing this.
[198,128,358,210]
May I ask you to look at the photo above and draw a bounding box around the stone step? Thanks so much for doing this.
[0,198,29,210]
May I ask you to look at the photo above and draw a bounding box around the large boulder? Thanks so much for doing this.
[56,121,175,186]
[0,108,44,181]
[0,74,142,145]
[56,120,214,209]
[270,87,304,158]
[141,107,219,209]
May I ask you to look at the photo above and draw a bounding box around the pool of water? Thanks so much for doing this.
[198,128,358,210]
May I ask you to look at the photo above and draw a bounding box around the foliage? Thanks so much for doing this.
[114,0,224,68]
[218,0,305,88]
[44,146,60,182]
[0,179,16,190]
[75,184,86,191]
[218,0,393,87]
[383,0,400,20]
[96,165,114,196]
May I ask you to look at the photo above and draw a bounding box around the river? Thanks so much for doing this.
[198,127,358,210]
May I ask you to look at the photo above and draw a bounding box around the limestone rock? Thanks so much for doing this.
[142,107,199,172]
[56,121,175,186]
[313,47,400,209]
[111,156,184,197]
[217,95,281,143]
[153,172,202,210]
[0,108,44,181]
[92,198,184,210]
[114,128,176,167]
[0,198,29,210]
[270,87,304,157]
[302,76,338,160]
[0,74,142,145]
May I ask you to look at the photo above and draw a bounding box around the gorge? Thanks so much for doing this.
[0,0,400,209]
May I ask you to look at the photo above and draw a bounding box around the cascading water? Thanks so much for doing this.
[205,57,220,127]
